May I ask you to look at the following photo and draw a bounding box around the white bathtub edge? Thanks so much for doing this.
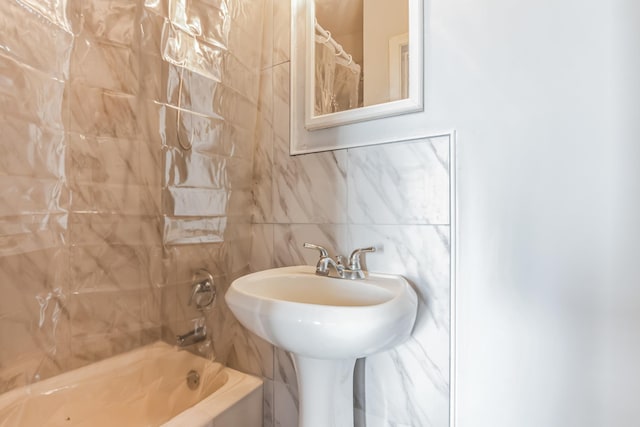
[162,367,263,427]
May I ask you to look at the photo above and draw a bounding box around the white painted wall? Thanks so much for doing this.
[420,0,640,426]
[604,1,640,425]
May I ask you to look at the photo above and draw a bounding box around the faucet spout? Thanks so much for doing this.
[315,256,344,277]
[176,325,206,347]
[302,243,377,280]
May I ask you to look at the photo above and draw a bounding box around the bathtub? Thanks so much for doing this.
[0,341,262,427]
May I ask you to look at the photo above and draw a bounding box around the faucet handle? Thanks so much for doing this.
[189,269,216,310]
[348,247,376,270]
[303,242,329,258]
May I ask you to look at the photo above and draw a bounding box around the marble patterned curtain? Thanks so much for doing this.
[0,0,263,394]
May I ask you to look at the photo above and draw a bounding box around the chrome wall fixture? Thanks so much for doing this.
[176,269,217,347]
[189,269,217,310]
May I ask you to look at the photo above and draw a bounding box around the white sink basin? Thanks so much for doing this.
[226,265,417,359]
[226,265,418,427]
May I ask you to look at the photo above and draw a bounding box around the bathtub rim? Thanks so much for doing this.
[0,340,263,426]
[161,368,263,427]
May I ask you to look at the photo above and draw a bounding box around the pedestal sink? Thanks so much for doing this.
[225,265,418,427]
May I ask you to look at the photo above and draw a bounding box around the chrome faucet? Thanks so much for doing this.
[176,318,207,347]
[303,243,376,280]
[344,247,377,278]
[176,326,206,347]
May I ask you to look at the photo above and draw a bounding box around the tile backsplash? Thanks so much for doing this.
[249,137,452,426]
[243,2,453,426]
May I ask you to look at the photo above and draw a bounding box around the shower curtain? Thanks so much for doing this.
[314,42,361,115]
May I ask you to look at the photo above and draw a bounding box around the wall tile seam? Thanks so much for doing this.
[0,175,67,185]
[74,33,137,51]
[153,72,262,107]
[0,117,67,138]
[11,2,74,35]
[69,246,160,252]
[67,81,137,96]
[65,132,145,143]
[0,114,64,132]
[162,219,252,226]
[269,59,291,69]
[160,151,255,164]
[0,51,67,83]
[153,101,260,129]
[163,182,254,190]
[157,28,262,76]
[68,181,160,188]
[143,8,261,47]
[161,143,255,158]
[67,286,157,295]
[67,81,139,98]
[260,64,275,72]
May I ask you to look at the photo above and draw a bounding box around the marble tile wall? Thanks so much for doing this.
[244,1,453,426]
[0,0,264,395]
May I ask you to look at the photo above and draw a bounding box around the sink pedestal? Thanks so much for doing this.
[292,355,357,427]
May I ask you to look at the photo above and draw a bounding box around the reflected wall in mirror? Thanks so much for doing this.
[291,0,424,153]
[314,0,409,117]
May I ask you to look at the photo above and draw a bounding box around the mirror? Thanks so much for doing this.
[291,0,425,153]
[313,0,409,115]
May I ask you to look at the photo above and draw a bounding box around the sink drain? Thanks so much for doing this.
[186,370,200,390]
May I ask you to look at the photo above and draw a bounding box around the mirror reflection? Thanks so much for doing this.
[314,0,409,116]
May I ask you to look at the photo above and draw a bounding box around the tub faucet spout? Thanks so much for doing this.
[176,326,206,347]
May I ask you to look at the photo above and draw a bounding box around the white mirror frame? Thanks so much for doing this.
[291,0,425,154]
